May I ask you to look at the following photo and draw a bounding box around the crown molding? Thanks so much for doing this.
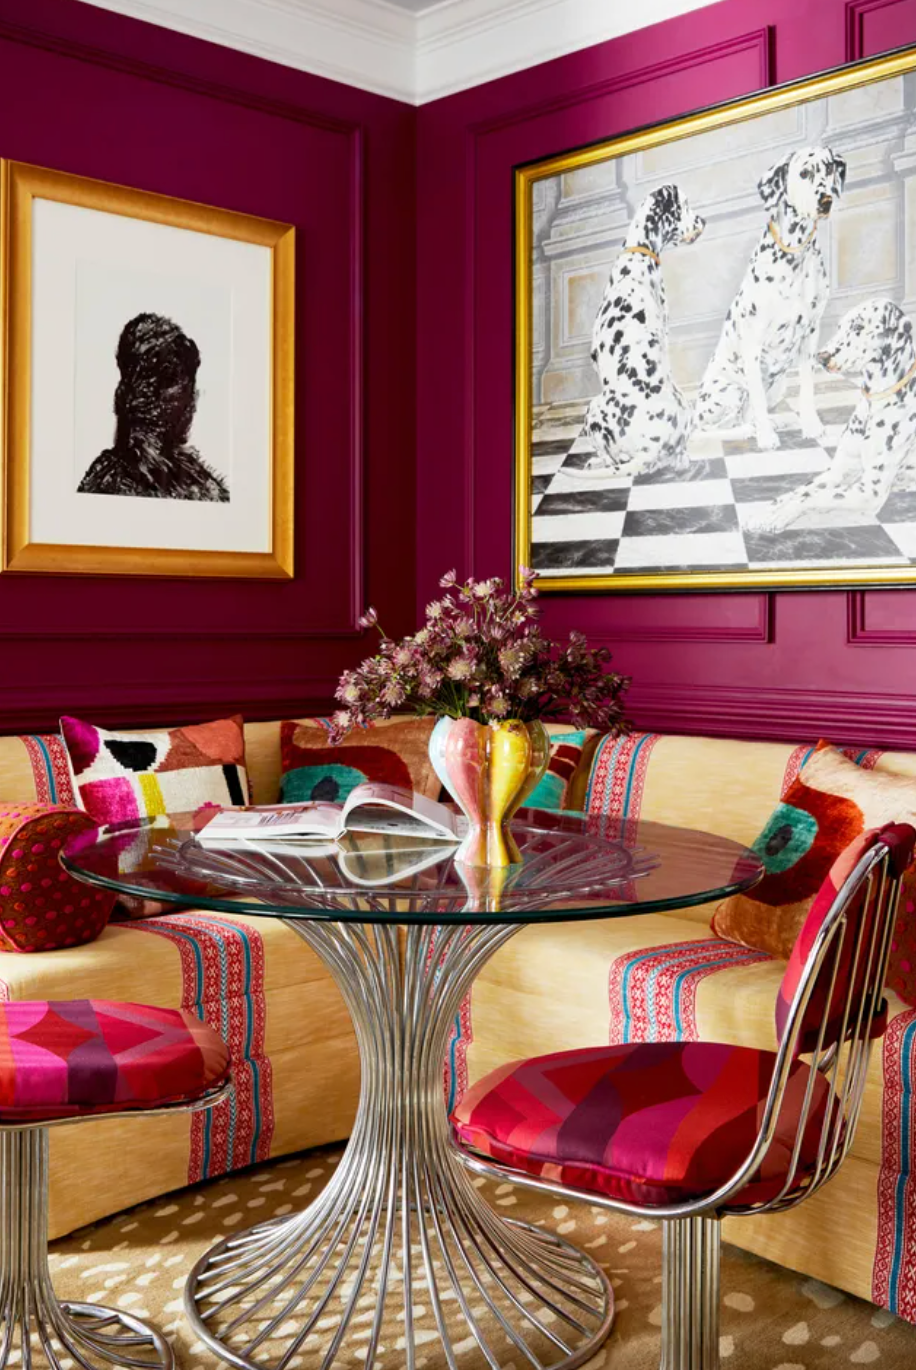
[76,0,720,105]
[76,0,417,102]
[416,0,722,102]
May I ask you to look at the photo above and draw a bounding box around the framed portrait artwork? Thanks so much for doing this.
[1,161,294,578]
[515,45,916,593]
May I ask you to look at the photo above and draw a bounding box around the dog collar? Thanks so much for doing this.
[768,219,819,255]
[864,354,916,402]
[624,245,661,266]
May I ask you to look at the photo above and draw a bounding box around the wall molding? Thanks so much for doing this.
[846,592,916,645]
[0,12,368,640]
[468,26,773,138]
[629,682,916,749]
[846,0,907,60]
[590,594,774,644]
[0,675,340,733]
[75,0,725,105]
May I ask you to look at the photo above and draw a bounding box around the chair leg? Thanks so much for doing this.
[0,1128,174,1369]
[660,1215,721,1370]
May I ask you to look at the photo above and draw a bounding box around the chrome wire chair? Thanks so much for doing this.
[450,823,916,1370]
[0,1016,231,1370]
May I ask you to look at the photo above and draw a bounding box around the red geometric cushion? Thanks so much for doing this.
[452,1041,830,1209]
[0,803,115,952]
[776,824,916,1051]
[0,1001,229,1122]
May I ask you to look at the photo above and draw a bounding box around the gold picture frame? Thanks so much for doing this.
[515,44,916,594]
[1,160,295,578]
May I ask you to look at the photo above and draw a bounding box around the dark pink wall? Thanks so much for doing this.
[416,0,916,749]
[6,0,916,747]
[0,0,416,732]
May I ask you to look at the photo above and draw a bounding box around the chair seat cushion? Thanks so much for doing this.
[0,1000,229,1121]
[452,1041,831,1208]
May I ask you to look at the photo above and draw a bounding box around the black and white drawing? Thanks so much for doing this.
[521,59,916,589]
[78,313,230,503]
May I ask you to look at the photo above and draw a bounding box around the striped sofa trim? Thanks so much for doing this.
[129,913,274,1182]
[780,744,883,794]
[22,735,75,806]
[585,732,661,819]
[874,1007,916,1319]
[608,938,771,1045]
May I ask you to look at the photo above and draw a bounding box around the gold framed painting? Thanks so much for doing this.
[515,44,916,593]
[1,160,294,578]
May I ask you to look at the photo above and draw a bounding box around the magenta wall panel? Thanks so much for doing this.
[0,0,416,731]
[415,0,916,749]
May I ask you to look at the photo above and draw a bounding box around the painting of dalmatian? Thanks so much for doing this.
[516,47,916,591]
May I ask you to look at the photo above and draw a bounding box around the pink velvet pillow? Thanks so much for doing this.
[0,803,115,952]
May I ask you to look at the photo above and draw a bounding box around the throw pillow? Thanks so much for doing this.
[60,714,250,922]
[60,714,249,824]
[279,716,440,804]
[0,803,115,951]
[525,725,600,812]
[713,742,916,961]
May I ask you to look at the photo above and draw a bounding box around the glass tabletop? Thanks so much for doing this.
[62,809,763,926]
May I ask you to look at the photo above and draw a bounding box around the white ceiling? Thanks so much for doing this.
[78,0,721,105]
[381,0,441,10]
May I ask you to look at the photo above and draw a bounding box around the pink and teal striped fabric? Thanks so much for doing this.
[128,912,273,1183]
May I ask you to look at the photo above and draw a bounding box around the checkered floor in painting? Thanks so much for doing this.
[530,392,916,577]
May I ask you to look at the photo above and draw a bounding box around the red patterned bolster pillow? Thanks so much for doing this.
[0,804,115,952]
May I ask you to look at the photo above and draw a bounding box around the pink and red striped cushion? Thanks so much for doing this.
[452,1041,829,1208]
[0,1000,229,1121]
[776,824,916,1052]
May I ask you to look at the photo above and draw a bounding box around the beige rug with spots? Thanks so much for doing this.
[49,1146,916,1370]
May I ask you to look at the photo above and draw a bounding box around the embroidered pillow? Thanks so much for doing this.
[280,716,440,804]
[525,726,600,813]
[714,742,916,962]
[0,803,115,951]
[60,715,249,824]
[60,715,249,921]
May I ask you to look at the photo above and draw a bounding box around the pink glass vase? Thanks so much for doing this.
[429,717,549,867]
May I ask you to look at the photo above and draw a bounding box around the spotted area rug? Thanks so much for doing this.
[49,1146,916,1370]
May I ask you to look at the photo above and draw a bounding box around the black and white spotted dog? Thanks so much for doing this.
[584,184,705,476]
[696,145,847,450]
[749,299,916,532]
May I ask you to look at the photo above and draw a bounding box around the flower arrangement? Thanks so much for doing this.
[330,568,630,743]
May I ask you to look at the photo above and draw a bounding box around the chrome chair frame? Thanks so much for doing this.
[453,837,909,1370]
[0,1078,231,1370]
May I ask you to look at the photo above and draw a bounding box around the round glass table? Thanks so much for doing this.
[64,810,762,1370]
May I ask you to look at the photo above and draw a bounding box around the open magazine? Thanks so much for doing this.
[196,783,467,848]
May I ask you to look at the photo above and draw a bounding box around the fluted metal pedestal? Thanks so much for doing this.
[661,1216,721,1370]
[185,920,613,1370]
[0,1129,173,1370]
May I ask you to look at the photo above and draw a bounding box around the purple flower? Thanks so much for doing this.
[331,569,630,740]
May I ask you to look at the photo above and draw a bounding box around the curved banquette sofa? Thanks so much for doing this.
[1,718,915,1325]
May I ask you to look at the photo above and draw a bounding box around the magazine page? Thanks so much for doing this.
[341,785,466,842]
[196,802,345,846]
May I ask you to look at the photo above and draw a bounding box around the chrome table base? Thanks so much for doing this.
[1,1129,173,1370]
[185,920,613,1370]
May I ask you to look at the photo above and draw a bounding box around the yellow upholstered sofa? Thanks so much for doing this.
[1,720,915,1322]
